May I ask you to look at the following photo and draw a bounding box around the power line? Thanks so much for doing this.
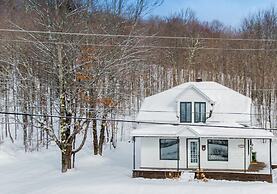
[1,38,277,51]
[0,103,274,116]
[0,105,271,116]
[1,28,277,42]
[0,110,275,130]
[132,110,274,116]
[0,80,276,91]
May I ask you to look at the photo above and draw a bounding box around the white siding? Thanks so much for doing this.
[140,137,186,169]
[139,137,251,170]
[252,139,272,164]
[200,138,251,170]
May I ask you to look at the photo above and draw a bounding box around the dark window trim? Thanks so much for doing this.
[248,139,250,155]
[194,102,206,123]
[159,139,180,160]
[207,139,228,162]
[180,102,192,123]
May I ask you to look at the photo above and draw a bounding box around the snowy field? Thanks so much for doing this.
[1,142,277,194]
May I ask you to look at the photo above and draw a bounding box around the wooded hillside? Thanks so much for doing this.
[0,0,276,171]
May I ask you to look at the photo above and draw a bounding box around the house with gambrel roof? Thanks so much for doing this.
[131,80,274,182]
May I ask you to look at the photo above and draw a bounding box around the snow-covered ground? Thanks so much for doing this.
[1,141,277,194]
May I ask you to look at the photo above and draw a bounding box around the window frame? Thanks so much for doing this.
[194,102,206,123]
[207,139,228,162]
[180,102,192,123]
[159,139,180,160]
[248,139,250,155]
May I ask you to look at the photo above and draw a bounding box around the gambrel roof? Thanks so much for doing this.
[136,81,252,125]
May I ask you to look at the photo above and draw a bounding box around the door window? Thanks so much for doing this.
[190,141,199,163]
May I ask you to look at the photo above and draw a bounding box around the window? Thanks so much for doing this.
[180,102,192,123]
[208,140,228,161]
[194,102,206,123]
[160,139,179,160]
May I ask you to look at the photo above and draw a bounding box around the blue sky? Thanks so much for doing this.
[151,0,277,27]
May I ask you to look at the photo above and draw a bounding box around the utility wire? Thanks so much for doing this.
[0,80,276,91]
[0,110,275,131]
[0,106,274,116]
[0,105,272,116]
[0,38,277,51]
[1,28,277,42]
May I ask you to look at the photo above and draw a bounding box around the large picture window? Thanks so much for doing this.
[160,139,179,160]
[180,102,192,123]
[194,102,206,123]
[208,140,228,161]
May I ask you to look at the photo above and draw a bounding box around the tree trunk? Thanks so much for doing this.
[98,113,107,156]
[92,119,99,155]
[23,102,28,152]
[57,44,72,173]
[61,144,72,173]
[60,110,72,173]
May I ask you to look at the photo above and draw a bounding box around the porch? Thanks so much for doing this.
[132,162,273,182]
[131,124,274,182]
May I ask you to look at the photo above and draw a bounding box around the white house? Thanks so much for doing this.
[131,81,274,182]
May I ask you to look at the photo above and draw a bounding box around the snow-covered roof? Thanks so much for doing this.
[131,125,196,137]
[189,126,274,139]
[131,125,274,139]
[136,81,252,125]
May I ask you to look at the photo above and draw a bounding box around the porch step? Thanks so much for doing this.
[248,162,266,172]
[271,164,277,169]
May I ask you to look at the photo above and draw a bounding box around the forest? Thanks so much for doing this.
[0,0,277,172]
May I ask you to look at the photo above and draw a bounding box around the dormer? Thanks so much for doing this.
[176,85,215,124]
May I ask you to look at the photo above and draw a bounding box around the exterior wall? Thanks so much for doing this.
[252,139,272,164]
[140,137,187,169]
[139,137,251,171]
[200,138,251,170]
[134,137,142,169]
[177,89,212,123]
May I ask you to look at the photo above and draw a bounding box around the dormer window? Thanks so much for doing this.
[180,102,192,123]
[194,102,206,123]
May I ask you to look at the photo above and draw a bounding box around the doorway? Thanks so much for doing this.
[188,139,199,168]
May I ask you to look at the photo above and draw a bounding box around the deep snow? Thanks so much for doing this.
[1,141,277,194]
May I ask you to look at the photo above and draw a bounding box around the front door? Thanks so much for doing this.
[188,139,199,168]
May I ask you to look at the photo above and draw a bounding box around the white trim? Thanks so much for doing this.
[131,125,274,139]
[176,85,215,104]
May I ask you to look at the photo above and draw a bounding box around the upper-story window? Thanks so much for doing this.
[180,102,192,123]
[194,102,206,123]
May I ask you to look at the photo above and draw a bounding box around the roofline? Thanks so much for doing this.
[175,84,215,103]
[196,136,274,139]
[131,125,274,139]
[142,81,252,101]
[132,135,273,139]
[133,121,268,130]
